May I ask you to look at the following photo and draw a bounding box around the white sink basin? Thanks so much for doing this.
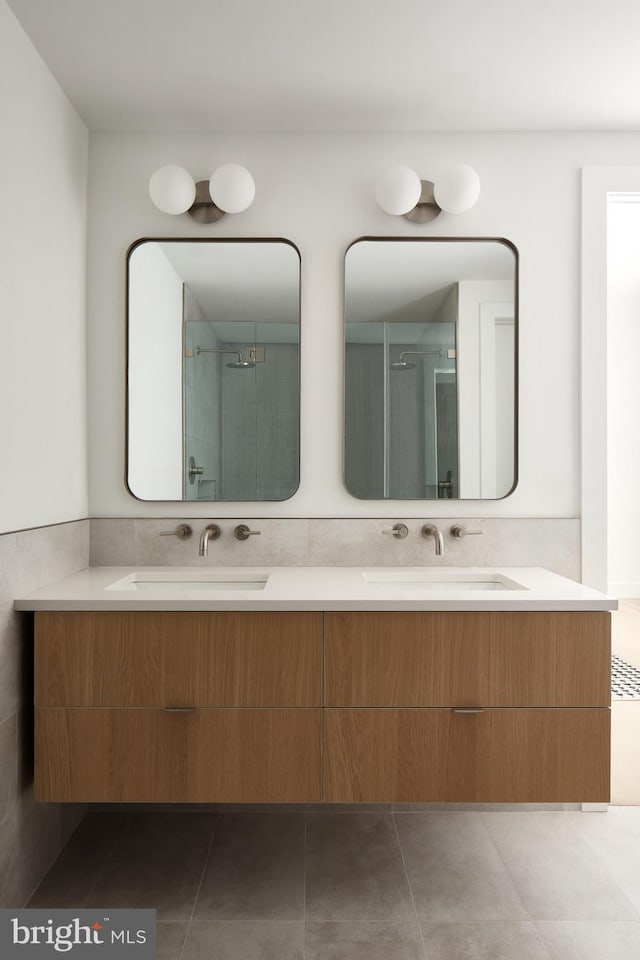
[105,571,269,593]
[362,571,526,591]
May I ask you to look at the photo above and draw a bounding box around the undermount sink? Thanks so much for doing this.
[362,571,526,591]
[105,571,269,593]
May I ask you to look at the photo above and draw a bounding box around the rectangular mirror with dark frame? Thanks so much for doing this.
[344,237,518,500]
[127,238,301,502]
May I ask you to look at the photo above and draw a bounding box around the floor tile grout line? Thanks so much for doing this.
[178,814,220,960]
[81,813,131,909]
[303,812,307,960]
[188,814,220,922]
[391,812,430,960]
[187,920,306,924]
[477,813,534,923]
[528,922,555,960]
[531,919,568,960]
[477,811,640,933]
[563,824,640,921]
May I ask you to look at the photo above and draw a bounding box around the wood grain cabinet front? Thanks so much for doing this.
[36,707,322,803]
[323,611,611,803]
[34,611,323,803]
[324,708,610,802]
[34,608,611,805]
[35,611,322,707]
[324,611,611,707]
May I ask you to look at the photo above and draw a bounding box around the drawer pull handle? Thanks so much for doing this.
[453,707,485,714]
[163,707,196,713]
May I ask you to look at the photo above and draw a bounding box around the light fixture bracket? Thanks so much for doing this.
[187,179,225,223]
[404,180,442,223]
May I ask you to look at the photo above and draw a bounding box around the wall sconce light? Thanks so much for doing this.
[148,163,255,223]
[375,164,480,223]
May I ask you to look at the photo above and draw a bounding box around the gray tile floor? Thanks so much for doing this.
[27,808,640,960]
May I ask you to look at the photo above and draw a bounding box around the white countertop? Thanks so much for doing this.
[13,566,618,612]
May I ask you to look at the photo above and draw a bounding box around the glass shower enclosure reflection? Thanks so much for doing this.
[183,317,299,501]
[345,321,458,499]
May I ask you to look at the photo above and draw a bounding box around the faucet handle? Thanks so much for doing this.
[160,524,193,540]
[234,524,261,541]
[381,523,409,539]
[450,524,483,539]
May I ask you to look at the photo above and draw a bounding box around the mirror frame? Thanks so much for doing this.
[125,236,302,502]
[343,236,519,501]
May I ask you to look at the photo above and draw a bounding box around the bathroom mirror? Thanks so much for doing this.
[344,238,517,499]
[127,238,300,501]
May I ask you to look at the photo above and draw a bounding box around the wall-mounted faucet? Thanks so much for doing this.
[199,524,221,557]
[422,524,444,556]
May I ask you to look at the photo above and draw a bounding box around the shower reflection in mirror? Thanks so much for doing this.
[344,238,517,501]
[127,239,300,502]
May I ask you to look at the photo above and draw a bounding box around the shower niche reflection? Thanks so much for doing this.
[344,238,517,500]
[127,239,300,501]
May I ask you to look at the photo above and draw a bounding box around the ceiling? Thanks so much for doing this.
[8,0,640,133]
[158,239,299,328]
[346,239,514,325]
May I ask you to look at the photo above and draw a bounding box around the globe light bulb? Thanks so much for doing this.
[375,166,422,216]
[433,164,481,214]
[209,164,256,214]
[148,165,196,215]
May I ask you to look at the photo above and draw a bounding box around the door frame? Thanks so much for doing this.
[581,166,640,590]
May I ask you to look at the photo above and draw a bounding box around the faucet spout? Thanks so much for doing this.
[422,524,444,556]
[198,524,221,557]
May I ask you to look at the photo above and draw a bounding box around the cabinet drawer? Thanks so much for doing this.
[324,612,610,707]
[325,612,488,707]
[35,611,322,707]
[488,612,610,706]
[324,708,610,802]
[35,707,322,803]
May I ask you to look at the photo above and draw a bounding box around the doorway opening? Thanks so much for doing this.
[583,170,640,803]
[606,191,640,803]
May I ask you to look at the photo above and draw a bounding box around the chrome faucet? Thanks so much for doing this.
[422,524,444,556]
[198,524,221,557]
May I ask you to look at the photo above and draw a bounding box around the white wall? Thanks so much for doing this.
[87,131,640,519]
[607,197,640,595]
[0,0,88,533]
[457,281,514,499]
[128,242,183,499]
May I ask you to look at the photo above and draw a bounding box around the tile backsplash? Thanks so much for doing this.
[0,519,89,907]
[90,517,580,581]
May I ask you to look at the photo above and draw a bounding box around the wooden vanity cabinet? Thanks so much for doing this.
[324,611,611,803]
[34,608,611,804]
[34,611,323,803]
